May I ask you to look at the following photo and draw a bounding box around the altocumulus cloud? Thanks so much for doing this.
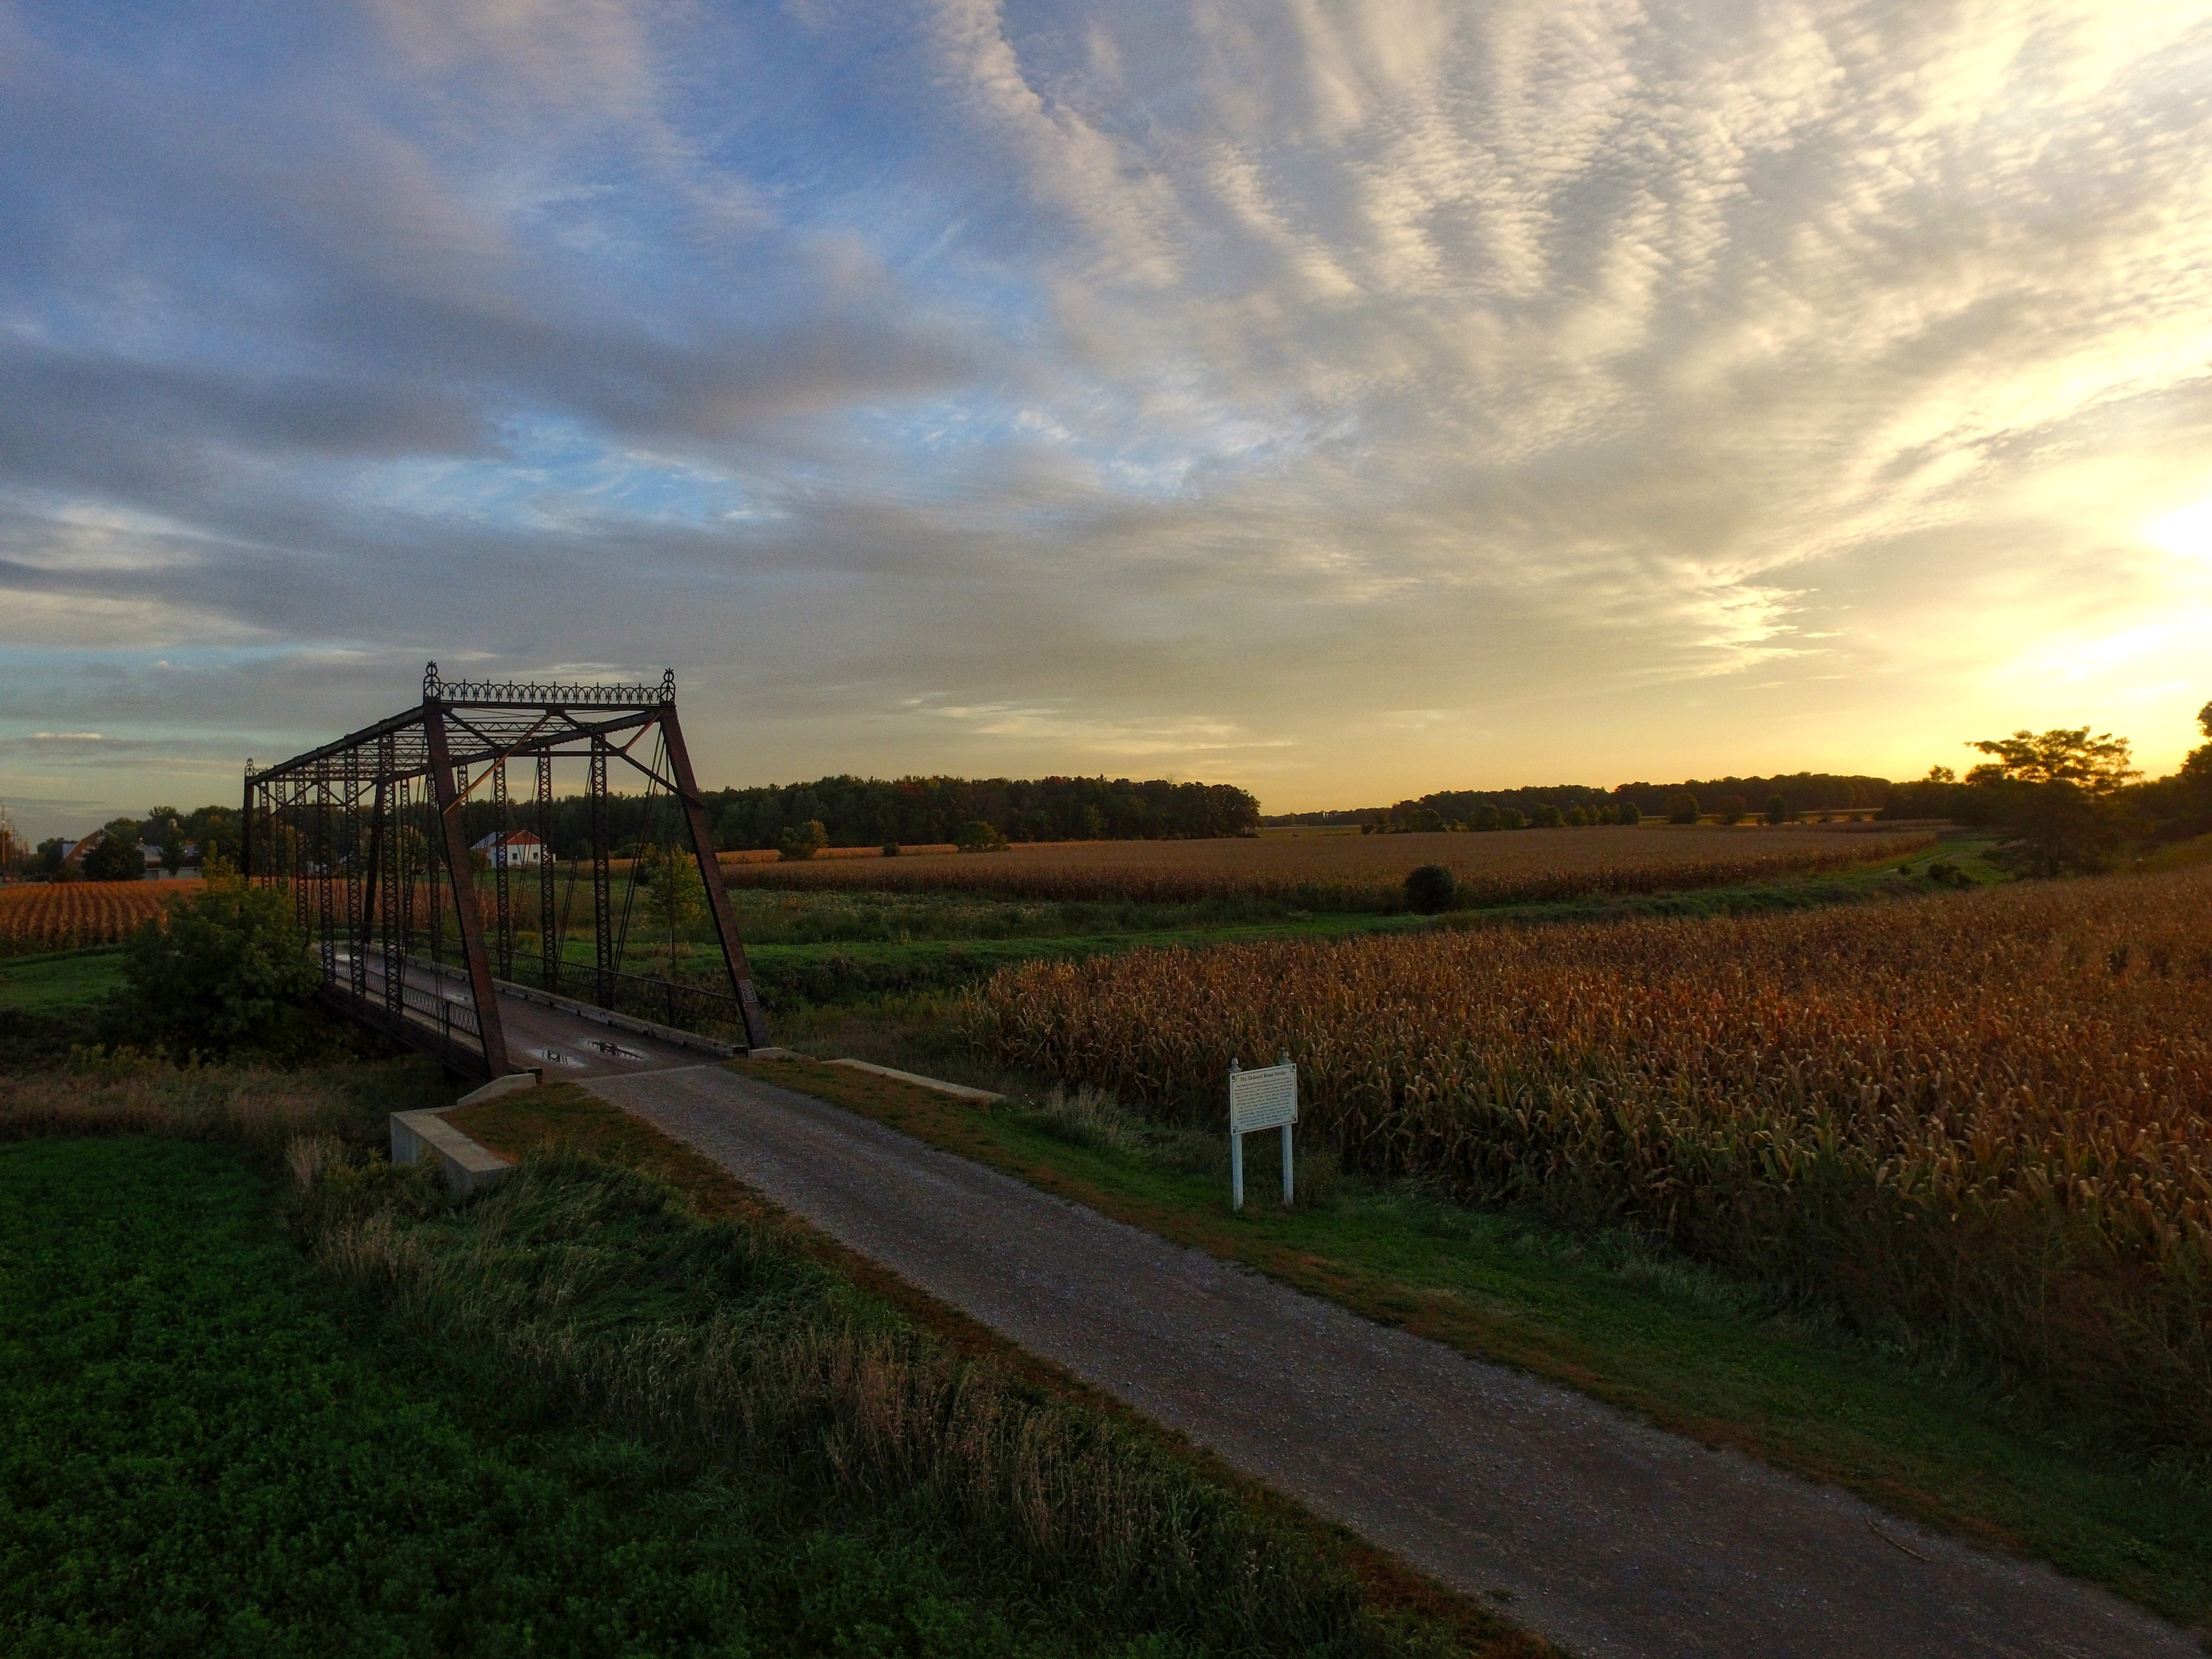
[3,0,2211,833]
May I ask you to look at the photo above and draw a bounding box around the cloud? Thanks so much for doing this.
[4,0,2212,838]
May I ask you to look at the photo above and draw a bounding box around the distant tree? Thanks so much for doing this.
[1497,807,1526,831]
[1714,794,1749,825]
[118,877,322,1057]
[778,820,828,861]
[881,842,901,857]
[955,820,1009,853]
[1564,807,1590,827]
[1402,864,1457,914]
[36,837,67,876]
[1532,804,1564,829]
[1668,793,1700,825]
[1965,726,2138,877]
[636,844,704,933]
[81,832,144,884]
[1472,804,1501,832]
[1618,801,1641,826]
[1764,794,1789,826]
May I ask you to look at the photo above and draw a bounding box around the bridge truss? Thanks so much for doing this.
[243,664,771,1078]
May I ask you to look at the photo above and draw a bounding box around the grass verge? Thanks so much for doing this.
[448,1083,1544,1658]
[726,1053,2212,1634]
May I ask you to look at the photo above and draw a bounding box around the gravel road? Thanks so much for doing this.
[589,1062,2199,1659]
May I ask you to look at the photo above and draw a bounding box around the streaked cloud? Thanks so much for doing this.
[3,0,2210,834]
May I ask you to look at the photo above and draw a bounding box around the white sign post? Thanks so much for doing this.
[1228,1052,1297,1211]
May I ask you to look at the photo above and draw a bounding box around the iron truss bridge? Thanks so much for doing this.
[244,664,771,1079]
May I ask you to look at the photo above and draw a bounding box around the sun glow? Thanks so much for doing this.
[2146,496,2212,561]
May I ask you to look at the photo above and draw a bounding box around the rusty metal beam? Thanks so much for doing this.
[425,702,512,1078]
[659,702,771,1050]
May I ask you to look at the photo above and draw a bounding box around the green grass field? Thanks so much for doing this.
[732,1055,2212,1630]
[2,1135,1167,1658]
[0,945,127,1013]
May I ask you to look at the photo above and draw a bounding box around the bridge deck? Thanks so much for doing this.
[332,951,716,1079]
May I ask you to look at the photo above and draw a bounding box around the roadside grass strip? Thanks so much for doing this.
[727,1056,2212,1632]
[450,1083,1548,1659]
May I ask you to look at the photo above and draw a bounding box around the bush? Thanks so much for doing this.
[1765,794,1790,825]
[1716,794,1749,825]
[778,820,828,862]
[1532,804,1564,829]
[116,878,324,1058]
[1402,864,1457,914]
[1497,807,1526,830]
[1668,793,1700,825]
[1472,804,1501,832]
[955,820,1010,853]
[81,835,143,883]
[1619,801,1642,826]
[881,842,900,857]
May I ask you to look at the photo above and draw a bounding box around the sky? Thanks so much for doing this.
[3,0,2211,837]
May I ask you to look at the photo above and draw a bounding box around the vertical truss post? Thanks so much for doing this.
[492,757,513,980]
[424,702,510,1078]
[379,739,403,1017]
[315,762,336,985]
[345,748,366,996]
[590,735,613,1010]
[361,766,385,995]
[291,776,311,934]
[537,753,557,993]
[658,697,771,1050]
[242,766,255,880]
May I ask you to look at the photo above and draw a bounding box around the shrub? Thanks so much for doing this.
[955,820,1010,853]
[116,877,324,1058]
[778,820,828,862]
[1532,804,1564,829]
[1401,864,1457,914]
[1497,807,1526,830]
[1565,807,1590,827]
[881,842,900,857]
[1472,804,1501,832]
[1619,801,1641,826]
[1668,793,1700,825]
[81,835,144,883]
[1765,794,1790,825]
[1716,794,1749,825]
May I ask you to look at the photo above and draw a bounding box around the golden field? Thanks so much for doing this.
[975,868,2212,1441]
[0,883,175,953]
[717,823,1930,909]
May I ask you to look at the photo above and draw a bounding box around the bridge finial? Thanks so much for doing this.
[659,669,676,702]
[423,661,440,699]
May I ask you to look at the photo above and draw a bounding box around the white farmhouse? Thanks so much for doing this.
[470,829,547,869]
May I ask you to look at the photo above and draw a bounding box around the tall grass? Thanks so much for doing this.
[292,1149,1394,1655]
[972,868,2212,1446]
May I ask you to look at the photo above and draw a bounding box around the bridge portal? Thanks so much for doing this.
[244,664,771,1079]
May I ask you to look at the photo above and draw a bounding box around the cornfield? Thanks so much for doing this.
[0,883,174,953]
[974,868,2212,1443]
[718,824,1929,909]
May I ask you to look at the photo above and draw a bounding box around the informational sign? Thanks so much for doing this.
[1230,1061,1298,1134]
[1228,1054,1297,1210]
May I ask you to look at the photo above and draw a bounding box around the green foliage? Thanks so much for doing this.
[80,831,143,883]
[1496,807,1526,830]
[1472,804,1501,832]
[1532,804,1564,829]
[883,841,902,857]
[778,818,829,861]
[956,820,1011,853]
[1765,795,1789,825]
[1618,801,1641,826]
[710,774,1261,852]
[1668,793,1700,825]
[635,843,706,931]
[0,1138,1154,1658]
[1715,794,1749,825]
[1966,726,2139,878]
[1402,865,1457,915]
[117,877,323,1057]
